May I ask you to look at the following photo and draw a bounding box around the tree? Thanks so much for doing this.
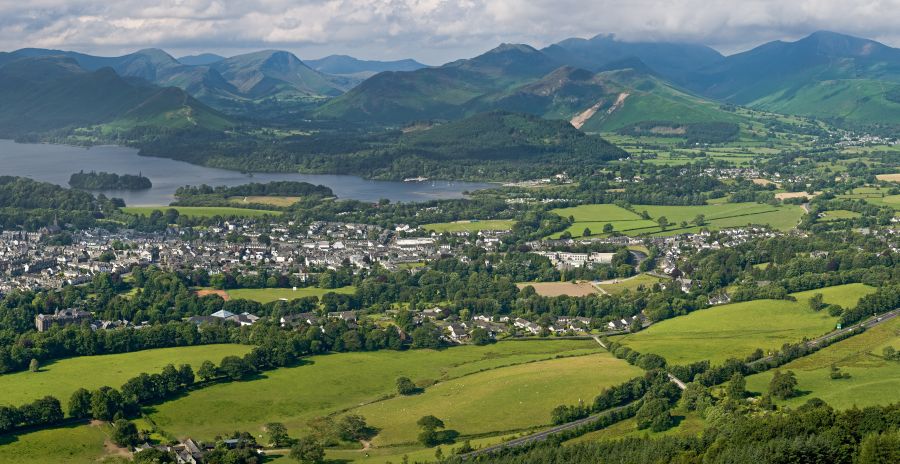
[582,227,592,237]
[469,327,493,346]
[29,358,39,372]
[769,370,798,400]
[856,431,900,464]
[808,293,825,312]
[290,436,325,463]
[219,355,253,380]
[396,377,419,395]
[680,383,713,412]
[603,223,614,233]
[727,372,746,399]
[629,318,643,333]
[90,386,125,421]
[338,414,372,441]
[417,415,446,446]
[882,346,897,361]
[267,422,292,447]
[635,398,674,432]
[410,324,442,349]
[693,214,706,226]
[133,448,176,463]
[112,419,139,447]
[68,388,92,418]
[657,216,669,230]
[198,360,218,381]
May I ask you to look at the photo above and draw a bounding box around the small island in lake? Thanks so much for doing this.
[69,171,152,190]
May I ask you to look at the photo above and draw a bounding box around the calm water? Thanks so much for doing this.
[0,140,493,205]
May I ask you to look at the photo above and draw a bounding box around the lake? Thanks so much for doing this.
[0,140,494,205]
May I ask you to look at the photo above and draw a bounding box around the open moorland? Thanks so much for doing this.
[122,206,281,218]
[0,344,251,409]
[550,202,804,238]
[617,284,875,365]
[745,317,900,409]
[145,340,604,441]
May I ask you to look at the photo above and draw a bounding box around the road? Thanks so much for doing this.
[461,308,898,459]
[459,403,634,459]
[748,308,899,367]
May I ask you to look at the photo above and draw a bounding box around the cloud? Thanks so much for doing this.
[0,0,898,63]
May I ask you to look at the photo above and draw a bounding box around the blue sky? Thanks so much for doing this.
[2,0,898,64]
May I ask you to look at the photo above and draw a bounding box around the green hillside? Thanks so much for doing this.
[750,78,900,123]
[0,56,232,136]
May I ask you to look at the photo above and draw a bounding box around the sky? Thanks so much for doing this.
[1,0,899,64]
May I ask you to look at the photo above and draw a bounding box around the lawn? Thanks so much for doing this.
[550,202,804,238]
[0,423,111,464]
[0,344,251,409]
[617,284,874,365]
[222,286,356,303]
[422,220,515,233]
[228,196,302,207]
[122,206,281,218]
[353,352,642,446]
[596,274,668,295]
[146,340,603,441]
[745,317,900,410]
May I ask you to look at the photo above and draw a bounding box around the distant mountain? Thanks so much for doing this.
[0,48,352,107]
[315,43,567,122]
[542,34,724,80]
[178,53,226,66]
[210,50,353,99]
[0,56,231,136]
[306,55,427,78]
[687,31,900,123]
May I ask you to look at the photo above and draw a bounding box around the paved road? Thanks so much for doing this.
[459,403,634,459]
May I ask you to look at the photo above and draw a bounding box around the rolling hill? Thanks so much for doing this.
[0,56,232,136]
[687,31,900,124]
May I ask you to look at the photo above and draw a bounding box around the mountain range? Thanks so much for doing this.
[1,30,899,137]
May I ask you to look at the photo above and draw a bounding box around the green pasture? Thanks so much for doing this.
[421,219,515,233]
[222,286,356,303]
[618,284,874,365]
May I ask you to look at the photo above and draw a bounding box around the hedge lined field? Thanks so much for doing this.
[744,317,900,409]
[618,284,874,365]
[0,344,251,409]
[422,219,515,233]
[146,340,603,441]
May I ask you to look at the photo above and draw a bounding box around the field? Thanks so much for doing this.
[228,196,302,207]
[550,202,804,238]
[0,344,251,409]
[352,352,642,446]
[145,340,605,441]
[876,173,900,182]
[617,284,874,365]
[596,274,667,295]
[0,423,112,464]
[516,281,598,297]
[837,187,900,210]
[220,286,356,303]
[745,317,900,409]
[565,408,706,445]
[122,206,281,218]
[819,209,862,221]
[422,219,515,233]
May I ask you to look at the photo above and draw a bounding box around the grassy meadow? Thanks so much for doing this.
[550,202,804,238]
[745,317,900,409]
[122,206,281,218]
[617,284,874,365]
[221,286,356,303]
[353,353,641,446]
[0,344,251,409]
[596,274,668,295]
[0,423,112,464]
[146,340,605,441]
[228,196,302,207]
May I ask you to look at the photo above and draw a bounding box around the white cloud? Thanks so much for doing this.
[0,0,898,63]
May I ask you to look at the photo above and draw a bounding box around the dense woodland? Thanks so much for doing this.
[68,171,152,190]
